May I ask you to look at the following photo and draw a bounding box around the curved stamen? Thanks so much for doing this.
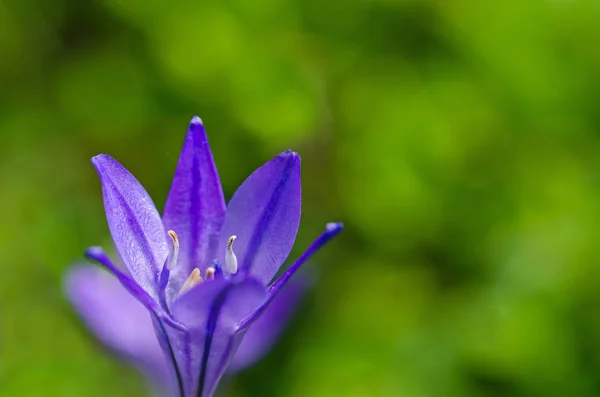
[158,230,180,311]
[167,230,180,270]
[225,235,238,274]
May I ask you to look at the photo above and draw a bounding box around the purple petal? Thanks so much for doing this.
[92,154,169,300]
[84,247,180,329]
[169,279,267,397]
[268,223,343,294]
[85,247,186,395]
[229,277,309,372]
[219,150,301,285]
[240,223,342,330]
[162,117,226,299]
[64,265,170,389]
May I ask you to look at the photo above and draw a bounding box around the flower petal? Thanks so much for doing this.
[85,247,186,396]
[219,150,301,285]
[84,247,177,322]
[162,117,226,298]
[170,279,267,397]
[269,222,343,294]
[64,265,170,390]
[240,223,342,330]
[229,277,309,372]
[92,154,169,300]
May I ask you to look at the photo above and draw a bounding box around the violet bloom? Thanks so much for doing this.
[71,116,341,397]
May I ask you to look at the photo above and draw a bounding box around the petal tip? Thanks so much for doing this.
[91,154,109,166]
[190,115,204,126]
[326,222,343,233]
[279,150,301,166]
[91,154,121,175]
[282,149,298,157]
[84,246,104,259]
[187,115,208,140]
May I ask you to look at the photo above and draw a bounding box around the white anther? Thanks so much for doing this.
[167,230,179,270]
[225,235,238,274]
[178,268,203,296]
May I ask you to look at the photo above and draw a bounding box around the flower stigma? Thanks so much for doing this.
[225,235,238,274]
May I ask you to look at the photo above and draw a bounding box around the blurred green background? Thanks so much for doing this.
[3,0,600,396]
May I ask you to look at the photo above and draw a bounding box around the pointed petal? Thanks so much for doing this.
[85,247,185,396]
[84,247,179,328]
[219,150,301,285]
[170,279,267,397]
[239,223,342,330]
[269,222,343,294]
[64,265,170,389]
[229,277,309,372]
[92,154,169,300]
[162,117,226,296]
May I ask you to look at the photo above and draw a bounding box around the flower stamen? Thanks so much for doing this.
[225,235,238,274]
[178,268,203,296]
[205,267,215,280]
[167,230,179,270]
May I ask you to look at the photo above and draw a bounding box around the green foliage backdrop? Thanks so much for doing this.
[2,0,600,396]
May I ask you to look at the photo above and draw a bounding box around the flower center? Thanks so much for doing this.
[165,230,239,298]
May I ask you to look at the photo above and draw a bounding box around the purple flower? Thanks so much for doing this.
[68,116,342,397]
